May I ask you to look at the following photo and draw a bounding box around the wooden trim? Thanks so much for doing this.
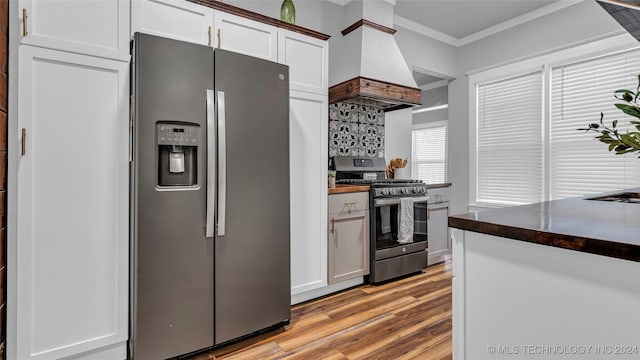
[187,0,330,41]
[341,19,397,36]
[601,0,640,9]
[329,77,421,109]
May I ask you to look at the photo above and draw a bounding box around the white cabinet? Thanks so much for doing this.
[290,90,328,296]
[131,0,214,46]
[14,46,129,360]
[427,186,451,265]
[19,0,130,61]
[278,29,328,94]
[328,192,369,284]
[214,11,277,61]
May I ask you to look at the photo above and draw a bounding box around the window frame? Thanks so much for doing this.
[411,120,448,184]
[468,32,639,208]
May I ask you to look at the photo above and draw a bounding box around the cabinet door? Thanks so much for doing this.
[214,11,277,62]
[328,210,369,284]
[15,46,129,360]
[427,203,450,265]
[290,90,328,295]
[131,0,214,46]
[278,29,328,94]
[19,0,130,61]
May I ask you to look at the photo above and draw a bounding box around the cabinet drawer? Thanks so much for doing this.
[428,186,451,204]
[329,192,369,214]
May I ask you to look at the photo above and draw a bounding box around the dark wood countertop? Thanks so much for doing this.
[426,182,451,189]
[448,188,640,262]
[328,185,370,195]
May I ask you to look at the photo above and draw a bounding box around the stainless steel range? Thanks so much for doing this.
[333,156,429,284]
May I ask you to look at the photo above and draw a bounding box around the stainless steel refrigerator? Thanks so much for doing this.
[130,33,291,360]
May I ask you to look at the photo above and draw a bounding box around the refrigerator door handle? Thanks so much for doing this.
[217,90,227,237]
[205,89,216,238]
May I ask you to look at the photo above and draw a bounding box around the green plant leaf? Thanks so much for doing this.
[615,104,640,118]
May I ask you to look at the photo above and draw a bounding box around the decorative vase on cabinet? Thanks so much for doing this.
[280,0,296,24]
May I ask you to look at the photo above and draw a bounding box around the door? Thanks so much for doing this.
[427,203,450,265]
[214,11,277,61]
[132,33,214,360]
[131,0,214,46]
[213,49,290,344]
[19,0,129,60]
[16,45,129,360]
[277,29,328,94]
[289,91,328,296]
[329,211,369,284]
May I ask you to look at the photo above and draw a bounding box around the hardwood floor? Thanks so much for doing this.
[187,264,452,360]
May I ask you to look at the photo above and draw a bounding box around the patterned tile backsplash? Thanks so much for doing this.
[329,102,385,158]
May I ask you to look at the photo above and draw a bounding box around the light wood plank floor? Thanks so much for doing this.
[187,264,452,360]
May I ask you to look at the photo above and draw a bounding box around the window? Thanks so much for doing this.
[550,49,640,199]
[476,71,543,205]
[412,122,447,184]
[473,46,640,206]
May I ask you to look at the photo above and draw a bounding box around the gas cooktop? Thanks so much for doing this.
[336,179,423,185]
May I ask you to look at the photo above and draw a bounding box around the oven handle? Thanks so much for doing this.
[374,196,429,207]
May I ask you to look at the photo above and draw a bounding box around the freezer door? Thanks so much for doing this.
[213,49,291,344]
[132,33,214,360]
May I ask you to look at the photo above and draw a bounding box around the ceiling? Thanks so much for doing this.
[394,0,558,40]
[392,0,577,88]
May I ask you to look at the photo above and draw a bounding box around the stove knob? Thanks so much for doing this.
[381,189,389,195]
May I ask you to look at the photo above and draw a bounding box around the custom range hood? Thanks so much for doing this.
[597,0,640,42]
[329,0,421,112]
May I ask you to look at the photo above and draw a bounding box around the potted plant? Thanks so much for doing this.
[579,74,640,156]
[328,170,336,188]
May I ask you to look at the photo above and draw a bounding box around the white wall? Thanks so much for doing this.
[384,108,413,175]
[446,0,624,215]
[222,1,626,216]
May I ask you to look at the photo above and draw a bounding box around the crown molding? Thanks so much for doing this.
[393,15,460,46]
[457,0,583,46]
[394,0,583,47]
[326,0,352,6]
[420,79,450,91]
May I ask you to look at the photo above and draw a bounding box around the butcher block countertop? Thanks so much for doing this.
[328,185,370,195]
[449,188,640,262]
[425,182,451,189]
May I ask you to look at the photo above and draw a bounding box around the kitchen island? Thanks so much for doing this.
[448,189,640,360]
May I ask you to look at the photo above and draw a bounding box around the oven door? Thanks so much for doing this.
[373,196,429,252]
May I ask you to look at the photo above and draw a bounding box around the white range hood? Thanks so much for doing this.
[329,0,422,111]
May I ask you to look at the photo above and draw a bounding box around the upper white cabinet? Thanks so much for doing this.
[18,0,130,61]
[131,0,214,46]
[214,11,278,62]
[278,29,328,94]
[15,45,129,360]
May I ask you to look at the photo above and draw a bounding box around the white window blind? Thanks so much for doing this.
[477,71,543,205]
[412,123,446,184]
[550,49,640,199]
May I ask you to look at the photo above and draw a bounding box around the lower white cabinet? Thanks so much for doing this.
[328,192,369,284]
[290,90,328,296]
[12,45,129,360]
[427,186,451,265]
